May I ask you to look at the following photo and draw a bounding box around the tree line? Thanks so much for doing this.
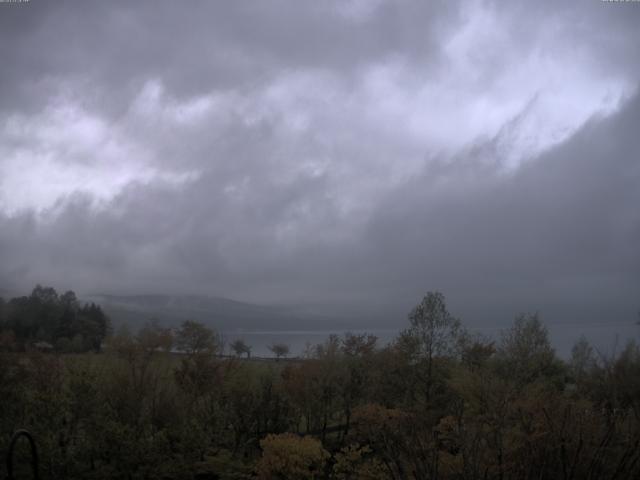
[1,288,640,479]
[0,285,110,353]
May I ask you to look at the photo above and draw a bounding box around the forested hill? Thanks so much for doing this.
[84,293,354,332]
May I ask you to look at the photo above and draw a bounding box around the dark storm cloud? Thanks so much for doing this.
[2,93,639,320]
[359,94,640,320]
[0,0,461,115]
[0,0,639,326]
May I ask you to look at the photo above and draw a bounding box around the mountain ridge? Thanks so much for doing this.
[83,293,352,332]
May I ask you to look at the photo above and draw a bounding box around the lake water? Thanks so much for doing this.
[222,322,640,359]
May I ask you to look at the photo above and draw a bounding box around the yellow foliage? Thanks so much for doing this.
[332,443,388,480]
[257,433,329,480]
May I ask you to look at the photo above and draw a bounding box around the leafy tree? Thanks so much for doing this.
[341,332,377,357]
[405,292,461,359]
[459,333,495,371]
[339,333,378,436]
[332,443,387,479]
[350,404,435,479]
[269,343,290,361]
[257,433,329,479]
[175,319,220,356]
[60,290,80,310]
[398,291,461,403]
[497,312,560,385]
[174,320,223,403]
[230,338,252,358]
[570,335,596,385]
[31,284,59,304]
[79,302,110,351]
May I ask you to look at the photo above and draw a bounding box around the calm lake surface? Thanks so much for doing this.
[223,322,640,359]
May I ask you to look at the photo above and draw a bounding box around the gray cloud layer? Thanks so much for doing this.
[0,0,638,326]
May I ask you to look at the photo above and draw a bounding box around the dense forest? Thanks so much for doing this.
[1,288,640,479]
[0,285,110,353]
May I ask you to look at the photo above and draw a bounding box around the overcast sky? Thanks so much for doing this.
[0,0,639,325]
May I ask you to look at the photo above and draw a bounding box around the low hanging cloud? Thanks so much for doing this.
[0,0,638,326]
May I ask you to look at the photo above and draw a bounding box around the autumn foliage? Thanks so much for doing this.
[1,289,640,479]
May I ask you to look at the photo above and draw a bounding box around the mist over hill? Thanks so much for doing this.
[84,293,375,333]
